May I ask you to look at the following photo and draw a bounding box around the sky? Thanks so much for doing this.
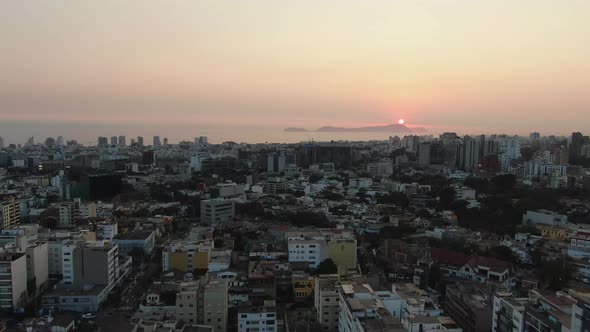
[1,0,590,143]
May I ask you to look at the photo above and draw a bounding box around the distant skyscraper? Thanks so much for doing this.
[569,132,584,165]
[163,137,168,145]
[130,138,136,145]
[137,136,144,147]
[98,136,108,147]
[45,137,56,149]
[443,138,460,167]
[417,142,431,167]
[110,136,118,146]
[118,136,126,147]
[56,136,64,147]
[530,132,541,141]
[199,136,208,145]
[153,136,161,146]
[26,137,35,146]
[430,141,444,165]
[0,136,4,149]
[477,134,486,161]
[483,139,499,156]
[461,136,480,172]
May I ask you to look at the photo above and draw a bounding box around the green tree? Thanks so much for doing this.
[316,259,338,275]
[438,187,456,210]
[537,256,574,290]
[309,173,324,183]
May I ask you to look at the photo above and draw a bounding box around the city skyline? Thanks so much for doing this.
[2,0,590,140]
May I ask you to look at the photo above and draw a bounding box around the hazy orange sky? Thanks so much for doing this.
[1,0,590,143]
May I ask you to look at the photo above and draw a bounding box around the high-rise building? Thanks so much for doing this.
[530,132,541,141]
[26,241,49,295]
[137,136,144,147]
[484,139,500,156]
[153,136,161,146]
[26,137,35,146]
[492,292,528,332]
[0,136,4,149]
[443,139,460,167]
[45,137,56,149]
[59,201,80,225]
[0,252,28,310]
[71,243,120,293]
[430,141,445,165]
[56,136,64,147]
[461,136,480,172]
[0,197,21,229]
[267,153,287,173]
[98,136,108,147]
[572,295,590,332]
[110,136,118,146]
[477,134,486,161]
[118,135,126,147]
[163,137,168,145]
[203,280,228,332]
[314,275,340,331]
[417,142,431,167]
[569,132,585,165]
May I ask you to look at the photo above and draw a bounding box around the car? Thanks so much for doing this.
[82,313,96,319]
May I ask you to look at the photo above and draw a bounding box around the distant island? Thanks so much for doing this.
[284,127,309,132]
[284,123,427,134]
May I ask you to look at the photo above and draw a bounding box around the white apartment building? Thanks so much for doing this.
[314,275,341,331]
[286,233,328,269]
[367,161,394,178]
[522,210,568,226]
[238,300,277,332]
[25,241,49,293]
[0,252,27,309]
[58,202,79,225]
[175,288,198,324]
[492,292,528,332]
[96,222,118,240]
[61,241,79,285]
[200,199,235,226]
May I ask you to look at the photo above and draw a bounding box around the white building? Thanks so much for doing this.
[286,233,328,269]
[568,230,590,258]
[367,161,394,178]
[200,199,235,226]
[0,252,28,309]
[492,292,528,332]
[58,202,80,225]
[96,222,118,240]
[218,182,245,198]
[522,210,568,226]
[238,300,277,332]
[26,241,49,293]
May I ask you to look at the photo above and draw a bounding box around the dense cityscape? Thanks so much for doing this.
[0,131,589,331]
